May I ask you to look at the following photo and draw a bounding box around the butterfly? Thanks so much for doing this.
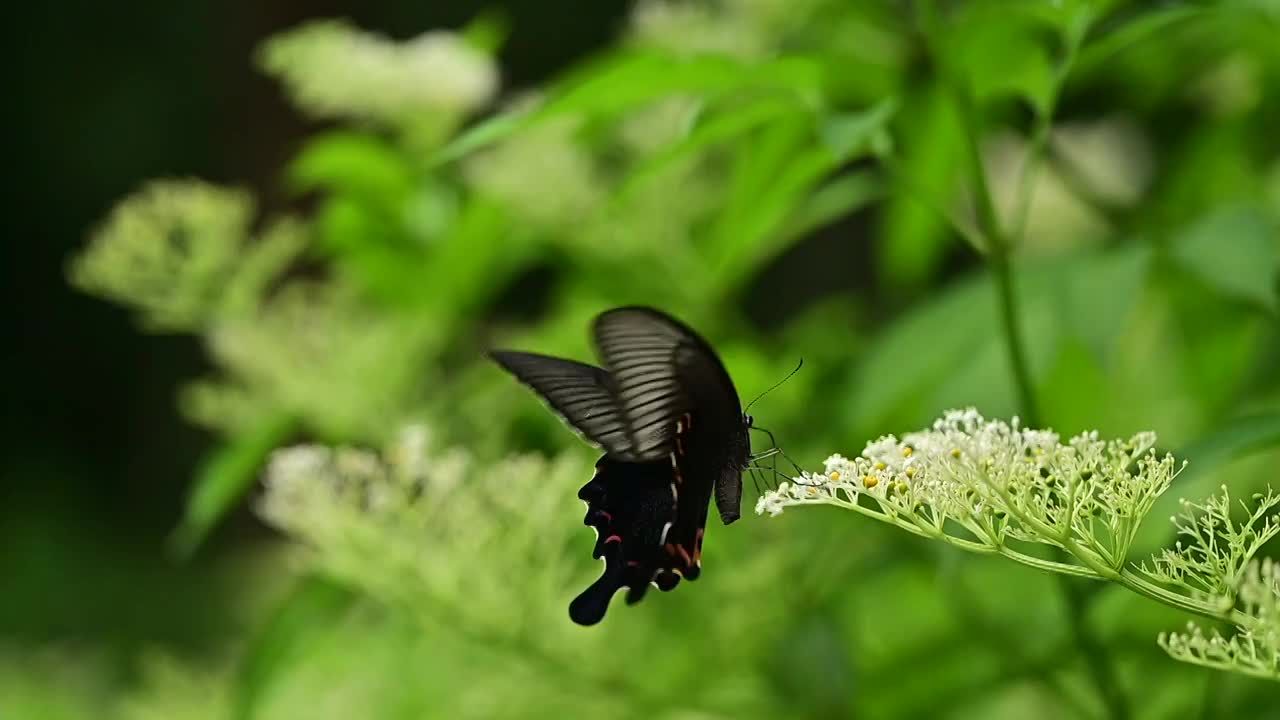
[489,306,752,625]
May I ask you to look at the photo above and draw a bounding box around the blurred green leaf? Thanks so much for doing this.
[877,84,964,290]
[461,10,511,55]
[1050,242,1152,363]
[1132,411,1280,553]
[620,96,802,201]
[844,273,992,435]
[1174,411,1280,494]
[170,412,296,558]
[848,244,1153,437]
[820,98,898,161]
[1076,6,1204,74]
[431,109,532,167]
[315,197,424,304]
[1038,337,1111,435]
[706,100,895,290]
[288,131,414,210]
[1168,206,1280,313]
[951,8,1057,115]
[234,573,358,720]
[544,51,822,120]
[436,51,824,165]
[773,170,882,249]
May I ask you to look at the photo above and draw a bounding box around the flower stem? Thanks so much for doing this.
[991,251,1040,427]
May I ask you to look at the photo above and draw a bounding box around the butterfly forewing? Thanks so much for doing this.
[591,308,695,460]
[487,350,638,460]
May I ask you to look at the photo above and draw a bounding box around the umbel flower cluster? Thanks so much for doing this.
[256,427,803,717]
[758,408,1279,681]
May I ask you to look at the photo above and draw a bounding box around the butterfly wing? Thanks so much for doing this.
[591,308,748,575]
[591,307,745,461]
[487,350,640,460]
[569,457,684,625]
[492,308,749,625]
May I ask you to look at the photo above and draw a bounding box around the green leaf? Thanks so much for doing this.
[170,412,296,558]
[844,273,992,435]
[877,84,964,290]
[461,9,511,55]
[1076,6,1204,74]
[619,96,804,201]
[1049,242,1152,362]
[1169,206,1280,313]
[702,100,896,288]
[847,244,1152,436]
[544,51,822,120]
[820,98,898,162]
[947,5,1058,115]
[1174,412,1280,494]
[710,119,836,288]
[434,51,824,165]
[1038,337,1112,435]
[288,131,414,210]
[233,573,358,720]
[772,170,883,249]
[1132,412,1280,554]
[431,108,532,167]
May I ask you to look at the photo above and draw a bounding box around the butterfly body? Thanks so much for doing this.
[489,307,750,625]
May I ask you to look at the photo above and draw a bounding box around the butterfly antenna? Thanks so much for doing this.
[744,358,803,415]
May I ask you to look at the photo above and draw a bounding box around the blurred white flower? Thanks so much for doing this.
[259,20,498,122]
[462,115,603,228]
[70,180,305,332]
[629,0,824,59]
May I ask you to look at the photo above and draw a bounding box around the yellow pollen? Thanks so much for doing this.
[950,448,962,459]
[874,462,886,471]
[902,447,913,458]
[807,486,818,495]
[863,475,879,489]
[905,466,917,479]
[830,471,841,481]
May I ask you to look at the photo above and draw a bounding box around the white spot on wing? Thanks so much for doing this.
[660,521,672,544]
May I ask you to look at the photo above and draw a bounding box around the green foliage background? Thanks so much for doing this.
[7,0,1280,717]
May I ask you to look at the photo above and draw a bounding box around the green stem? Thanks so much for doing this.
[1117,570,1253,627]
[991,250,1041,426]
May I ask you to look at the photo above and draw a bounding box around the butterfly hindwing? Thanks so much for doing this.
[570,457,683,626]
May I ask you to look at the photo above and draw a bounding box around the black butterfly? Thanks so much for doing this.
[489,306,752,625]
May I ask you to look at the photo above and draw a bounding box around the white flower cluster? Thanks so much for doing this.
[462,115,603,228]
[70,180,304,332]
[629,0,824,59]
[259,20,498,122]
[258,426,592,634]
[758,408,1180,570]
[1159,558,1279,681]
